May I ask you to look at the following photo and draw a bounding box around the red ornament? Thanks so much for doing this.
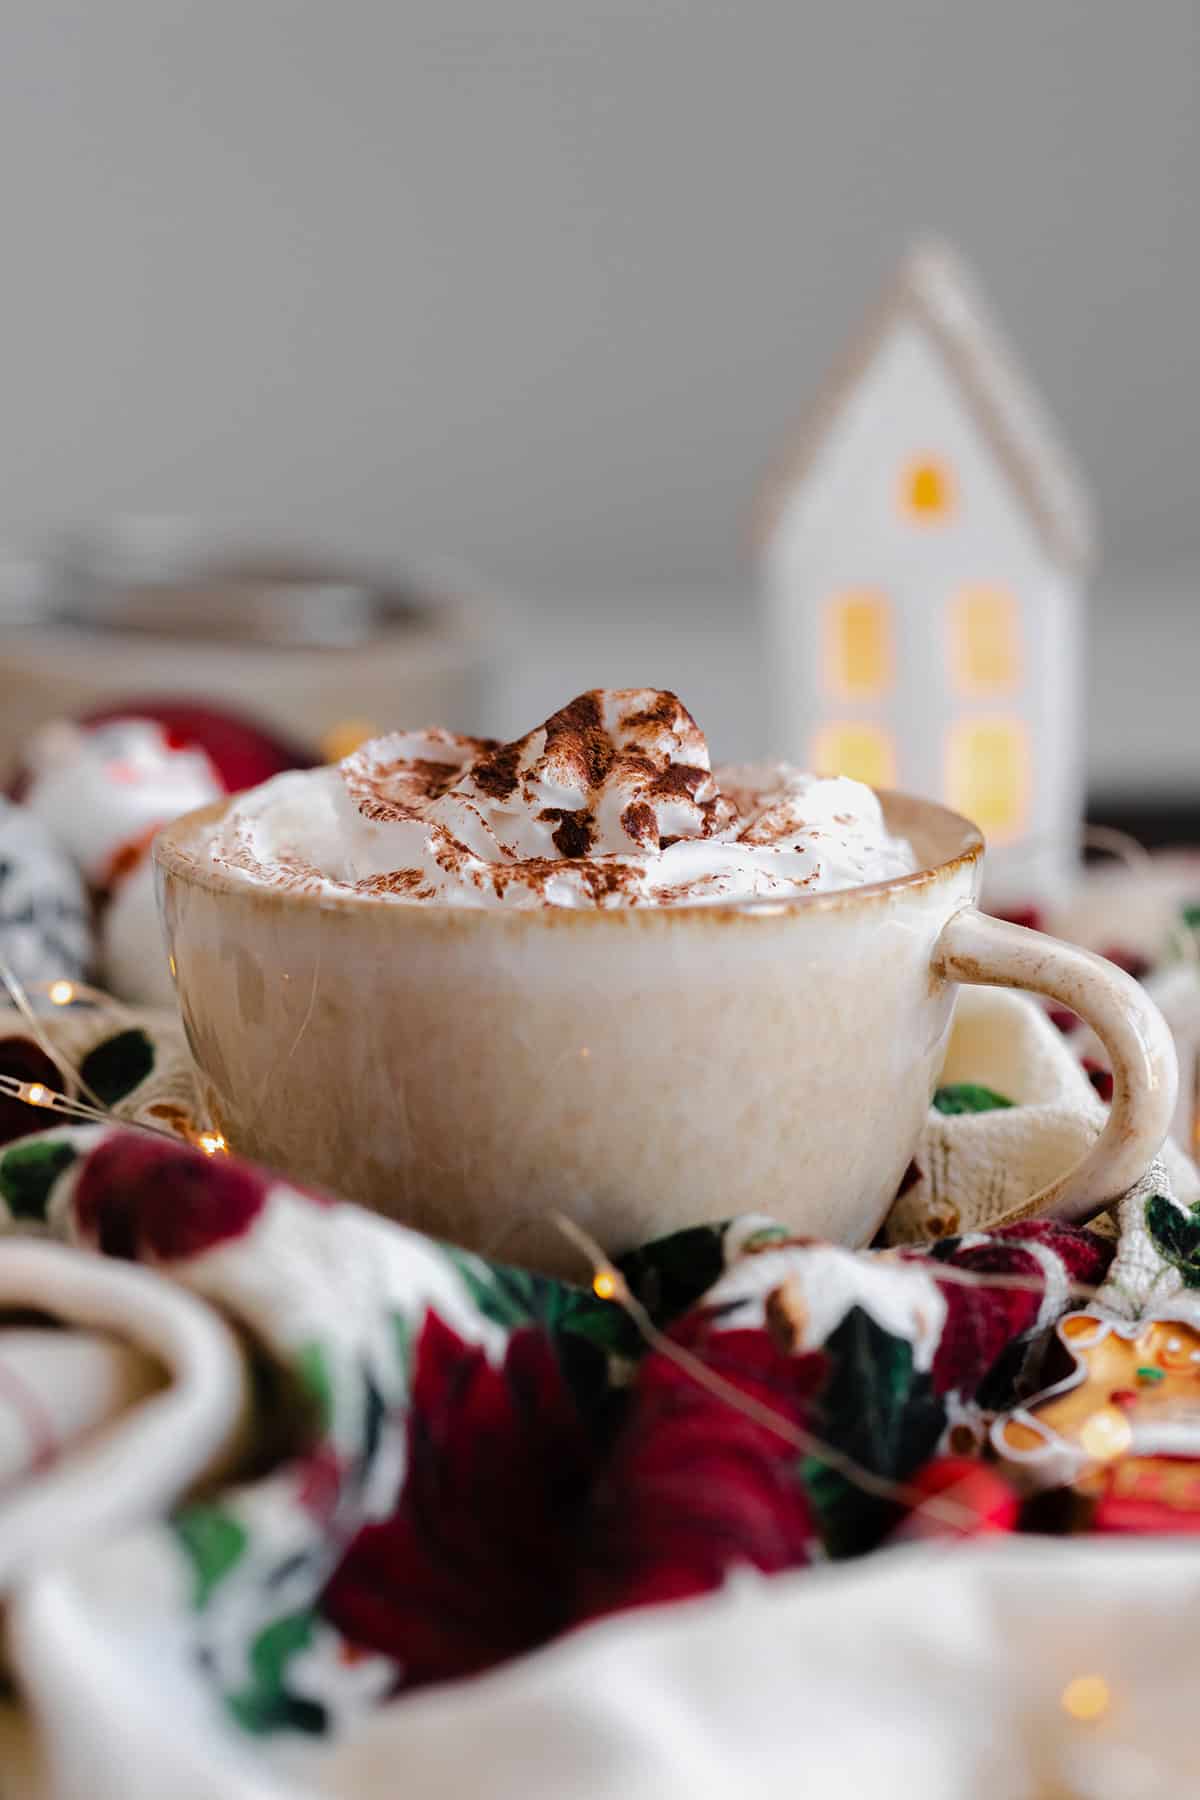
[1091,1458,1200,1534]
[893,1455,1020,1541]
[81,700,315,794]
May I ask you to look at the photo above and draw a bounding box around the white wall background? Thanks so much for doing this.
[1,1,1197,782]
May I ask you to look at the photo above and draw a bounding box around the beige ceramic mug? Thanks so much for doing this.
[156,791,1177,1277]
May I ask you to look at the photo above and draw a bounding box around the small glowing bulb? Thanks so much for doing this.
[592,1268,619,1301]
[1079,1406,1133,1463]
[23,1083,53,1108]
[1061,1674,1111,1722]
[197,1130,228,1157]
[48,980,75,1005]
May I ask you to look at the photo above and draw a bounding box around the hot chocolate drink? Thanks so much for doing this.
[158,688,1174,1277]
[208,687,916,906]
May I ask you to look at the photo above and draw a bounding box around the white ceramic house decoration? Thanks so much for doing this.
[756,241,1096,907]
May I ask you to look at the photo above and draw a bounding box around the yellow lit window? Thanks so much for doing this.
[951,586,1020,694]
[902,457,954,521]
[824,590,892,698]
[811,724,896,791]
[946,719,1029,842]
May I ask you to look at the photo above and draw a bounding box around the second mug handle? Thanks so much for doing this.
[931,907,1179,1227]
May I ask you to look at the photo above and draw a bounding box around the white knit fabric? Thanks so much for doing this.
[886,987,1200,1243]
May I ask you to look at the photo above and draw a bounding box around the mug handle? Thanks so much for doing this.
[931,906,1179,1227]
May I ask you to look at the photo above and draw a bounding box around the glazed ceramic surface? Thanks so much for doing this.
[156,793,1176,1277]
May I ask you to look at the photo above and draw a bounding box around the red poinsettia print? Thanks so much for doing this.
[911,1223,1113,1398]
[73,1132,269,1261]
[571,1315,823,1624]
[322,1313,595,1688]
[990,1220,1113,1290]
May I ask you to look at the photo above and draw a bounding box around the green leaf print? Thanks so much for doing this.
[445,1244,651,1361]
[1145,1193,1200,1287]
[444,1248,577,1331]
[803,1306,944,1556]
[0,1137,77,1221]
[618,1223,729,1329]
[226,1610,326,1737]
[173,1505,249,1610]
[295,1341,335,1432]
[932,1083,1014,1116]
[79,1028,155,1106]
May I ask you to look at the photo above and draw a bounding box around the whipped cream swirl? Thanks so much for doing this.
[211,688,916,907]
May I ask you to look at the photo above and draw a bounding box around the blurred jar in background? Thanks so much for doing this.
[0,517,496,779]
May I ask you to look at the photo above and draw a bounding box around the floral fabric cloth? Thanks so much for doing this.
[0,1121,1113,1740]
[1,961,1200,1795]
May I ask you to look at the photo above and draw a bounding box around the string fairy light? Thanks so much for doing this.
[0,951,1159,1530]
[552,1212,995,1535]
[1060,1674,1111,1723]
[1,816,1190,1742]
[548,1212,1191,1549]
[0,939,1176,1753]
[0,953,217,1148]
[1,840,1189,1542]
[0,1070,181,1139]
[0,955,111,1111]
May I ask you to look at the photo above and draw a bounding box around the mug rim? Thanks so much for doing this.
[153,787,985,928]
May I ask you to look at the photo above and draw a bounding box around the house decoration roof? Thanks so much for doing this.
[753,240,1096,578]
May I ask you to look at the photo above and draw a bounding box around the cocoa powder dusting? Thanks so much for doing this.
[621,691,692,733]
[647,761,706,801]
[539,807,596,859]
[469,739,523,801]
[354,869,427,895]
[620,801,659,848]
[226,687,885,908]
[583,861,637,903]
[542,691,614,790]
[405,758,467,799]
